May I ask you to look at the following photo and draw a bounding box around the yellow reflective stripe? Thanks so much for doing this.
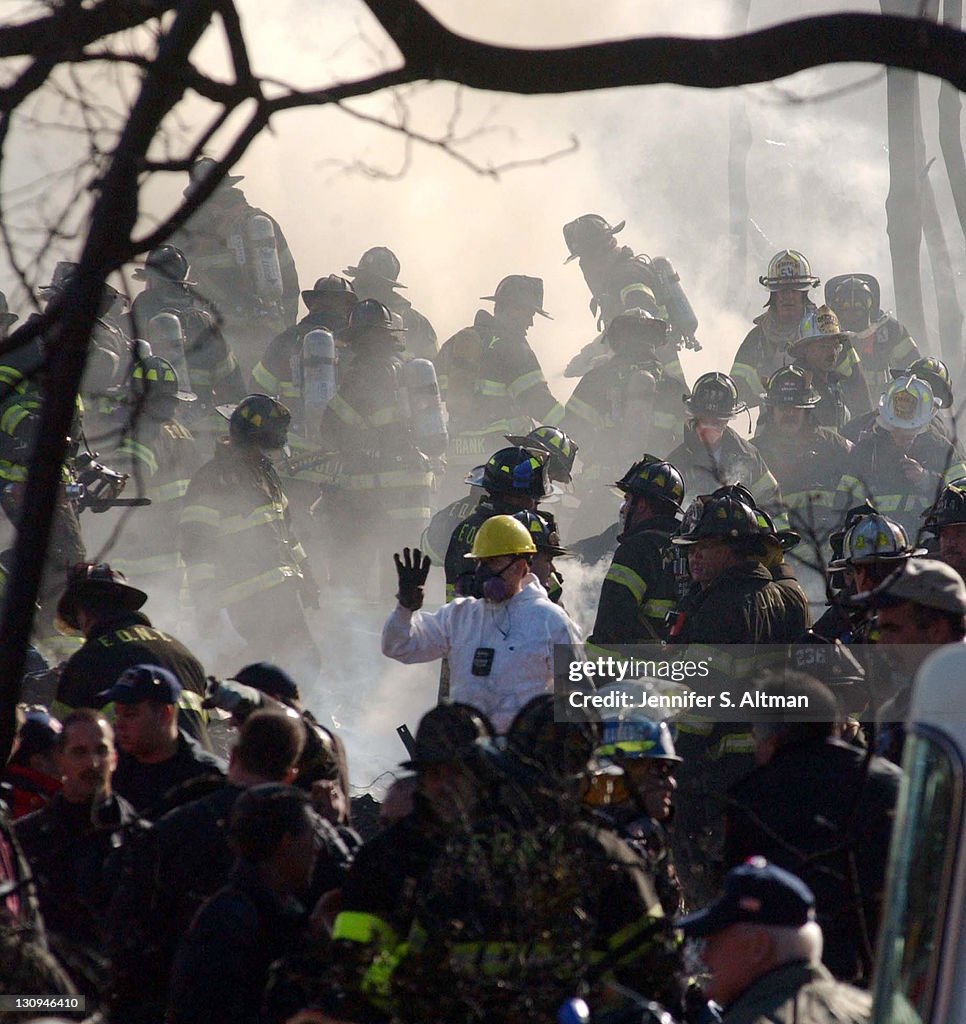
[477,379,508,398]
[181,505,222,528]
[186,563,217,585]
[663,356,686,384]
[619,282,656,308]
[291,542,307,562]
[0,404,33,435]
[604,563,648,604]
[112,552,184,575]
[642,597,675,619]
[945,462,966,483]
[730,361,763,396]
[219,503,287,536]
[149,479,190,504]
[676,720,715,737]
[782,489,837,508]
[0,366,26,388]
[219,565,300,606]
[331,910,399,950]
[751,471,779,504]
[707,732,756,759]
[543,402,566,427]
[507,369,546,401]
[117,439,159,477]
[0,459,28,481]
[835,346,859,378]
[327,394,366,427]
[178,689,206,715]
[565,395,602,429]
[251,361,282,395]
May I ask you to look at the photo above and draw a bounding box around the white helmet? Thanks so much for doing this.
[876,374,939,432]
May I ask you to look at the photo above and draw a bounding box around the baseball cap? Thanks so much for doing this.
[229,662,300,704]
[675,857,815,938]
[858,557,966,615]
[98,664,182,706]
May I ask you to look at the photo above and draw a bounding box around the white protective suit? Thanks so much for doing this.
[381,574,583,731]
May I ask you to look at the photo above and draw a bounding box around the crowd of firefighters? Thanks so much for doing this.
[0,158,963,1022]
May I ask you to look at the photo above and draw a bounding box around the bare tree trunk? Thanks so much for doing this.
[922,170,963,362]
[725,0,754,311]
[0,1,215,764]
[939,0,966,246]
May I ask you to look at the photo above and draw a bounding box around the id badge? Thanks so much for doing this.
[472,647,495,676]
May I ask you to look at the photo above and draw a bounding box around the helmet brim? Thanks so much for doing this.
[342,266,406,289]
[479,295,552,320]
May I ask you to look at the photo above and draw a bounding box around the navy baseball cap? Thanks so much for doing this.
[674,858,815,938]
[98,664,182,706]
[229,662,300,704]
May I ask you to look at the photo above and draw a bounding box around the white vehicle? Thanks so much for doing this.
[872,644,966,1023]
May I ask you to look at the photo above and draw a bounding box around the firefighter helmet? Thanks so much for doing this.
[789,305,850,355]
[512,510,570,557]
[876,374,938,431]
[596,716,681,763]
[759,249,820,291]
[132,355,196,403]
[761,366,821,408]
[892,357,953,409]
[504,425,579,483]
[480,275,552,319]
[605,308,670,351]
[466,514,538,559]
[56,562,148,631]
[828,502,878,571]
[228,394,291,451]
[684,372,747,418]
[923,479,966,534]
[341,298,405,341]
[562,214,626,264]
[482,446,552,499]
[505,694,602,780]
[839,513,923,567]
[826,274,875,316]
[300,274,358,309]
[400,702,494,770]
[672,487,763,546]
[133,244,193,284]
[343,246,405,289]
[612,455,686,511]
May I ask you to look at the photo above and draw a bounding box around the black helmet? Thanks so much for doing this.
[301,274,358,309]
[924,479,966,534]
[132,355,196,403]
[400,702,494,770]
[672,488,763,546]
[761,366,821,409]
[826,274,876,314]
[505,694,601,781]
[612,455,685,511]
[512,510,570,556]
[343,246,405,289]
[684,372,747,418]
[483,446,552,499]
[341,298,404,341]
[228,394,291,451]
[504,425,578,484]
[605,308,670,352]
[828,501,877,566]
[891,357,953,409]
[134,244,193,284]
[562,214,625,264]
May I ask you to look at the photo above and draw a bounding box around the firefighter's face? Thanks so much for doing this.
[530,550,555,588]
[624,758,676,821]
[113,700,173,758]
[687,537,738,587]
[694,417,730,448]
[800,337,842,372]
[700,924,772,1006]
[773,289,805,323]
[772,406,807,434]
[58,717,116,803]
[419,762,479,824]
[940,524,966,579]
[835,301,871,332]
[498,303,536,334]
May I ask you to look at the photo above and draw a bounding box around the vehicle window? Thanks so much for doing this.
[873,729,962,1024]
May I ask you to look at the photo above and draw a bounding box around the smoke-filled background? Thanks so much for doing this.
[5,0,964,789]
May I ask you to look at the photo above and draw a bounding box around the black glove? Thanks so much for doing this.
[394,547,431,610]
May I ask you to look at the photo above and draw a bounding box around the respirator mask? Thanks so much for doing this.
[474,558,522,602]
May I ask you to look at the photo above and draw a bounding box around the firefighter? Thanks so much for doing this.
[512,509,569,605]
[561,213,697,377]
[669,486,795,644]
[180,394,321,676]
[107,356,200,598]
[787,305,872,430]
[343,246,437,360]
[666,371,782,514]
[53,562,211,745]
[594,716,685,916]
[923,478,966,579]
[753,366,853,542]
[589,456,684,647]
[836,374,966,539]
[825,273,919,391]
[318,299,438,594]
[558,309,684,535]
[435,275,559,495]
[172,157,300,373]
[130,243,246,422]
[730,249,820,409]
[250,273,357,418]
[842,355,954,443]
[443,446,552,600]
[504,423,580,489]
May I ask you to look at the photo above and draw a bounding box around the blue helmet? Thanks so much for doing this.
[596,717,681,763]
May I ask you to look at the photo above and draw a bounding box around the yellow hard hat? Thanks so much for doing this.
[465,514,538,559]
